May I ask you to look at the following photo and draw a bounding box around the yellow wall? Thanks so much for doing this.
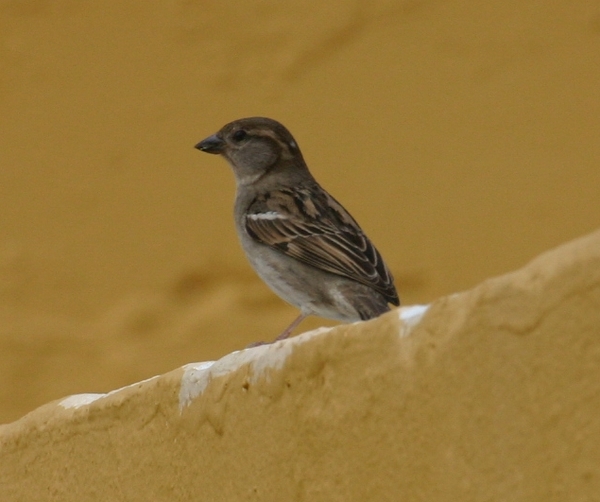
[2,230,599,500]
[1,1,600,423]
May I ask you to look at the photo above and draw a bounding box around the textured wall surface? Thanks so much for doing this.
[1,1,600,422]
[1,230,599,501]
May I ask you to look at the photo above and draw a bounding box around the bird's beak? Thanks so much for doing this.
[195,134,225,154]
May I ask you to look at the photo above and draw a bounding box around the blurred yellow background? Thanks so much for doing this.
[1,1,599,423]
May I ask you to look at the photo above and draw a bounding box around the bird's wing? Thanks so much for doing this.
[244,186,399,305]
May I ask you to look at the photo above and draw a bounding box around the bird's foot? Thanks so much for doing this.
[245,312,308,348]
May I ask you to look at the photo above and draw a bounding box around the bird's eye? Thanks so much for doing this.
[232,130,248,142]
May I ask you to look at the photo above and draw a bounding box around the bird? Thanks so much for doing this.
[195,117,399,344]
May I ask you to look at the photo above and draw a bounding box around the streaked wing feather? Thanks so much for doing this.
[286,235,375,282]
[245,186,399,305]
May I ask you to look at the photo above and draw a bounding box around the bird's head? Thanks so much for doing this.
[195,117,309,186]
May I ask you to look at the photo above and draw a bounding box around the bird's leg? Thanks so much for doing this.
[274,312,308,342]
[246,312,308,348]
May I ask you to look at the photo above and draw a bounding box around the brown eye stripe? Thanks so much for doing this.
[245,129,297,156]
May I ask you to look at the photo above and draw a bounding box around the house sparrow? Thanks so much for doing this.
[195,117,399,343]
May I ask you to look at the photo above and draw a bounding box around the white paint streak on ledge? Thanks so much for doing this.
[59,375,160,410]
[59,394,104,409]
[178,326,332,411]
[398,305,430,338]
